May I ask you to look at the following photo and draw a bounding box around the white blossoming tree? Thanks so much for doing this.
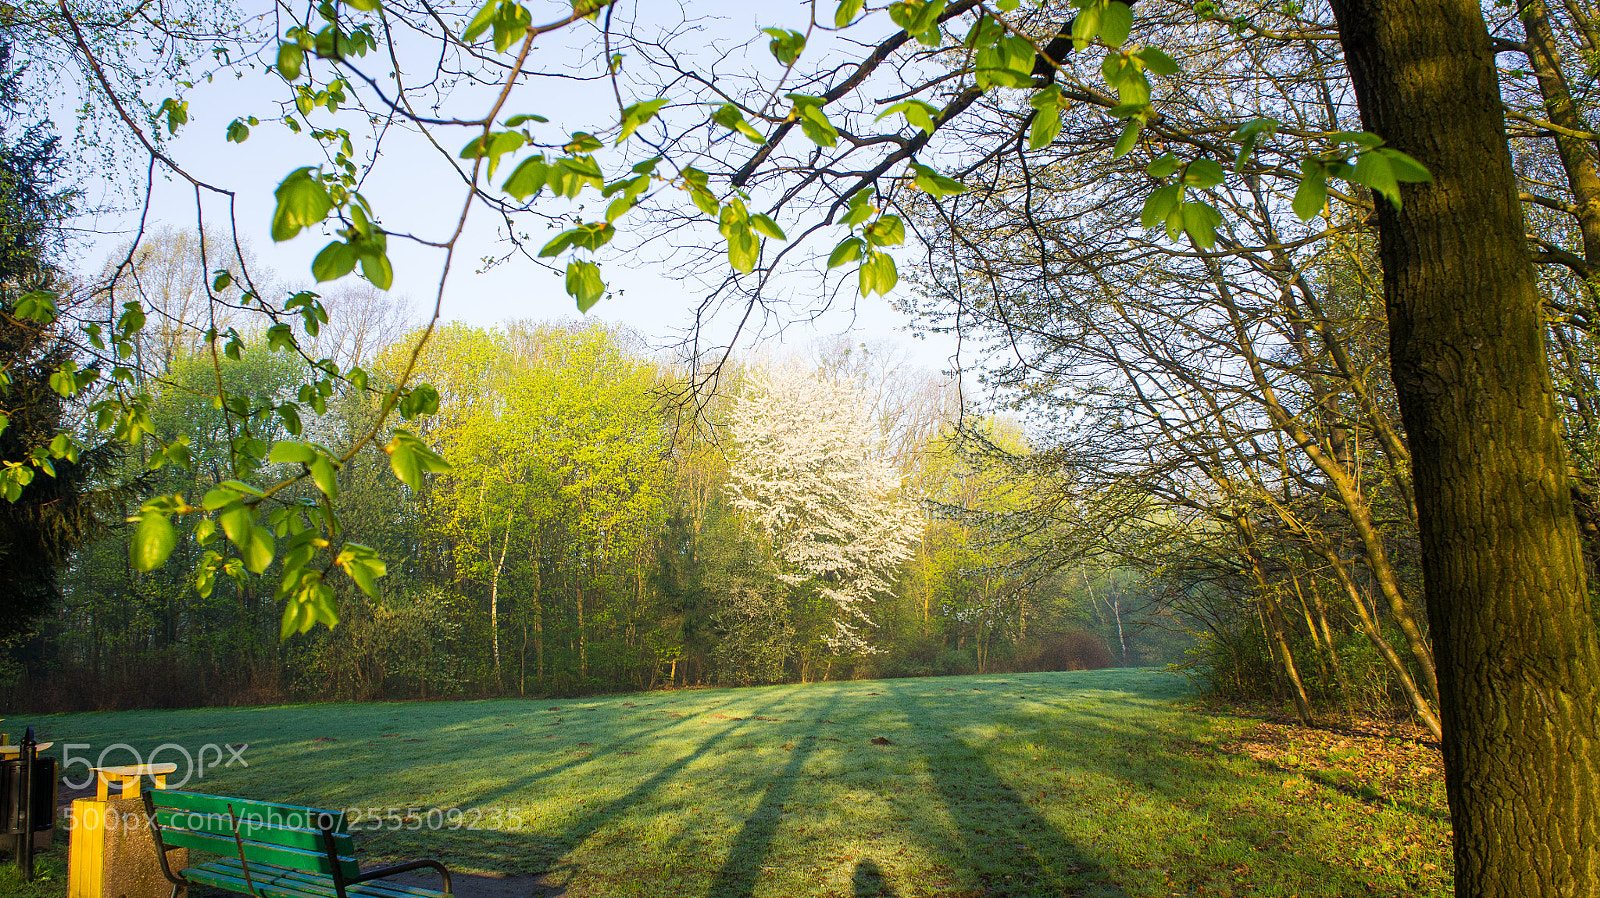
[727,364,923,655]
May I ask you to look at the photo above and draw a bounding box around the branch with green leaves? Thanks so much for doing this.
[21,0,1433,642]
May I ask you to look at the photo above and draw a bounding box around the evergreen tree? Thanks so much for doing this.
[0,41,119,647]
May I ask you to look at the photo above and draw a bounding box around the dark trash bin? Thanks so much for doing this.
[0,728,58,880]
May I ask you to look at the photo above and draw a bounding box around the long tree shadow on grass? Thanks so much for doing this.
[420,689,804,882]
[931,673,1452,896]
[692,682,1120,898]
[703,689,844,898]
[879,678,1126,898]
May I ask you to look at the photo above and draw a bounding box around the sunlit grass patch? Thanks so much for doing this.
[18,668,1450,897]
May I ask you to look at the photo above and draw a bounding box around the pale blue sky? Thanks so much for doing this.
[65,0,967,375]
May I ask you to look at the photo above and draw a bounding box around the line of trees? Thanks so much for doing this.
[7,249,1175,709]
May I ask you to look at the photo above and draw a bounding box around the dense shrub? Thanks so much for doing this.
[1036,631,1115,671]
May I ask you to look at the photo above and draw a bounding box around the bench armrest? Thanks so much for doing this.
[348,858,452,894]
[140,792,188,887]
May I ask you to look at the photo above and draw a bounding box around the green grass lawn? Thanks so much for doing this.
[6,668,1451,897]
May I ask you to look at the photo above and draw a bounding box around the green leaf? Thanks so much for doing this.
[1353,151,1401,209]
[540,230,578,258]
[1377,148,1432,184]
[502,155,548,201]
[793,101,838,147]
[220,479,267,498]
[1098,1,1133,47]
[1071,5,1100,49]
[835,0,864,26]
[386,430,449,490]
[541,222,613,258]
[1112,119,1141,158]
[858,251,899,296]
[337,544,386,598]
[909,162,966,197]
[1140,183,1181,230]
[280,595,310,639]
[829,237,866,269]
[459,131,527,179]
[1146,153,1179,178]
[203,487,240,511]
[399,383,441,418]
[48,433,79,463]
[548,155,605,197]
[132,512,177,572]
[226,118,251,143]
[1183,158,1226,189]
[310,455,339,499]
[14,290,58,325]
[1135,46,1179,76]
[279,401,303,435]
[726,227,760,273]
[311,241,356,282]
[877,100,939,134]
[842,189,876,227]
[566,259,606,311]
[243,525,275,574]
[266,323,298,352]
[278,42,304,80]
[490,1,531,52]
[359,249,394,290]
[1328,130,1383,149]
[564,132,604,153]
[269,441,318,464]
[271,168,333,242]
[1029,106,1062,150]
[764,28,806,66]
[1230,117,1277,172]
[712,104,766,143]
[974,34,1036,88]
[682,166,719,215]
[865,215,907,247]
[219,504,252,546]
[617,97,669,143]
[1115,69,1150,106]
[1181,200,1223,249]
[389,441,420,490]
[888,0,946,40]
[750,214,786,240]
[1293,159,1328,220]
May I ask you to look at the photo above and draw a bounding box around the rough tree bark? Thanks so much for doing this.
[1328,2,1600,893]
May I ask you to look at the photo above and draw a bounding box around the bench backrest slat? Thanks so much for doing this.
[148,790,359,880]
[151,790,350,834]
[152,809,347,855]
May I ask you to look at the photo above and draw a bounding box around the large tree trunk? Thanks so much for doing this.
[1328,2,1600,893]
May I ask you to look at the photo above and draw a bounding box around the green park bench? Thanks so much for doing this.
[142,789,452,898]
